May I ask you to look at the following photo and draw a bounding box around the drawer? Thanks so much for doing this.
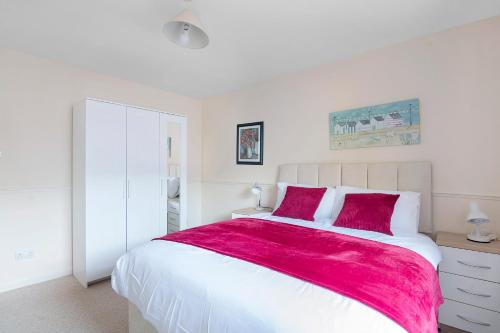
[167,223,179,234]
[439,246,500,283]
[440,272,500,312]
[168,212,180,226]
[440,299,500,333]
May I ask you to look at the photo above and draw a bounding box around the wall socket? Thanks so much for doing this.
[15,248,35,261]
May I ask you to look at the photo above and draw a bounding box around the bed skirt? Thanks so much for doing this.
[129,302,157,333]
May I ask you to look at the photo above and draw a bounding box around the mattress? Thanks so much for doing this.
[112,214,441,333]
[167,197,180,214]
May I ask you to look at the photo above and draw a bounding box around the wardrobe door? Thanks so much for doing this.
[126,107,160,250]
[85,100,127,282]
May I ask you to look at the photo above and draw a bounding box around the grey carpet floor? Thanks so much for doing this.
[0,276,127,333]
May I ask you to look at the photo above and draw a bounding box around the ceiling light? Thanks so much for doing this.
[163,2,209,49]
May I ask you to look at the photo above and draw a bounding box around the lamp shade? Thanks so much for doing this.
[467,201,489,224]
[251,183,262,195]
[163,9,209,49]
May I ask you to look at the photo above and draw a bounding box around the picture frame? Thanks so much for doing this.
[236,121,264,165]
[329,98,420,150]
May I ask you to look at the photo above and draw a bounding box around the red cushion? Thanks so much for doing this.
[272,186,327,221]
[334,193,400,235]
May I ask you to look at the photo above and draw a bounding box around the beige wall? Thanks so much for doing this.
[201,16,500,234]
[0,49,203,292]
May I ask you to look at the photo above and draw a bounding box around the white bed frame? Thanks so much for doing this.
[129,161,433,332]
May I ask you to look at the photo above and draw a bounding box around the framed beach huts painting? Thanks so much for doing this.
[329,98,420,150]
[236,122,264,165]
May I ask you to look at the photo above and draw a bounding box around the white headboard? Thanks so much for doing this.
[277,161,432,234]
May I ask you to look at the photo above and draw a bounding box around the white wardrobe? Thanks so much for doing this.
[73,98,186,287]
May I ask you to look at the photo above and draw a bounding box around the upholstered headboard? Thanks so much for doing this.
[277,162,432,233]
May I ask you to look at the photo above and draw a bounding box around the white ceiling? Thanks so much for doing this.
[1,0,500,98]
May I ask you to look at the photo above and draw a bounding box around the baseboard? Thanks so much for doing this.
[0,267,72,293]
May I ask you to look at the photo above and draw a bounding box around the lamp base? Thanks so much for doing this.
[467,233,495,243]
[255,206,265,211]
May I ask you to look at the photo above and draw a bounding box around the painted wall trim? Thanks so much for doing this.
[433,192,500,202]
[0,267,72,293]
[202,180,500,201]
[0,186,71,193]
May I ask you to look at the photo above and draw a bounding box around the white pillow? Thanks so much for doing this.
[331,186,421,235]
[273,182,336,220]
[167,177,180,199]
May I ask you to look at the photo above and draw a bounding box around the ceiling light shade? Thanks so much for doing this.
[163,9,209,49]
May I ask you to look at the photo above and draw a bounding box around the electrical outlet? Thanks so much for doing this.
[15,248,34,261]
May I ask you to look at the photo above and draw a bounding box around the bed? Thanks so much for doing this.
[112,161,441,333]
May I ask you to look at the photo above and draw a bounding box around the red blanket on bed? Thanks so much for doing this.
[155,218,442,333]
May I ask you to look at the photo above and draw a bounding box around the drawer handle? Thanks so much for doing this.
[456,314,491,327]
[457,260,491,270]
[457,287,492,298]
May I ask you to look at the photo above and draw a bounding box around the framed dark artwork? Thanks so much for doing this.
[236,122,264,165]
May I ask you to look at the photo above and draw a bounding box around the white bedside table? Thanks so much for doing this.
[437,232,500,332]
[232,207,273,219]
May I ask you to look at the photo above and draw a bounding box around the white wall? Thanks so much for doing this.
[0,49,203,292]
[201,16,500,235]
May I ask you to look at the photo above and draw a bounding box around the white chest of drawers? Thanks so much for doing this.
[167,212,180,234]
[437,232,500,333]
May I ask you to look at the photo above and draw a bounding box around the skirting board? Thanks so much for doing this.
[129,302,157,333]
[0,267,72,293]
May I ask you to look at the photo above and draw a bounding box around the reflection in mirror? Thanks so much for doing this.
[166,121,182,234]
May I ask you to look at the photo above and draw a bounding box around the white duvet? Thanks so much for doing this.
[112,214,441,333]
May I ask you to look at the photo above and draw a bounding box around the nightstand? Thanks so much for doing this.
[232,207,273,219]
[437,232,500,332]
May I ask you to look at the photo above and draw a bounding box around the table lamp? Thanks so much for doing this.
[251,183,264,211]
[467,201,496,243]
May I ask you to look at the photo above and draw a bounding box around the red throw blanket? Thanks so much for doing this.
[155,218,442,333]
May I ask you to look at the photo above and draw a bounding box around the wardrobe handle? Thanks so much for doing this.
[127,180,131,199]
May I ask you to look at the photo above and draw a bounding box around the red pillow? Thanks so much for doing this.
[334,193,400,235]
[272,186,327,221]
